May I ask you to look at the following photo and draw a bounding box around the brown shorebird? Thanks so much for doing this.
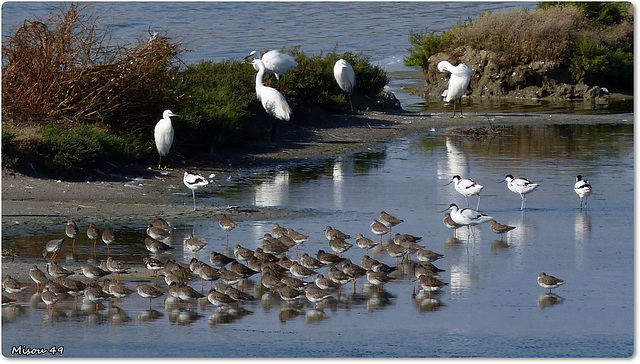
[209,251,235,268]
[65,219,79,251]
[2,276,28,300]
[81,264,111,280]
[62,278,86,306]
[136,283,164,309]
[87,223,100,250]
[178,284,205,310]
[328,238,353,257]
[340,260,367,293]
[324,226,351,241]
[147,217,172,233]
[366,270,391,295]
[142,257,164,277]
[316,249,344,266]
[147,224,171,241]
[145,237,175,255]
[108,282,135,307]
[219,215,237,247]
[443,212,463,237]
[287,228,309,255]
[289,261,317,280]
[29,264,48,292]
[234,244,254,263]
[537,272,565,293]
[300,253,325,270]
[102,228,116,256]
[379,211,403,237]
[314,274,341,290]
[416,275,448,298]
[385,243,408,266]
[272,222,288,239]
[278,285,306,302]
[304,285,333,308]
[46,261,74,282]
[184,234,207,258]
[489,219,516,240]
[355,234,378,254]
[40,287,58,312]
[370,219,390,244]
[207,290,235,311]
[105,256,127,283]
[83,281,110,311]
[42,238,64,261]
[416,248,444,263]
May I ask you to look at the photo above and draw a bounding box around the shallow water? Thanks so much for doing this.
[2,123,633,357]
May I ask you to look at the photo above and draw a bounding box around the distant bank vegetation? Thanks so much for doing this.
[405,2,633,100]
[1,4,389,177]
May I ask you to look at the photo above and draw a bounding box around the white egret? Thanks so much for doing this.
[154,109,178,170]
[437,60,471,118]
[333,59,356,111]
[251,58,292,141]
[574,175,592,209]
[504,174,539,210]
[249,50,298,80]
[183,170,209,211]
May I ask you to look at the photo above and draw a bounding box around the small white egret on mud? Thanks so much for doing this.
[154,109,178,170]
[333,59,356,111]
[251,58,292,141]
[437,60,471,118]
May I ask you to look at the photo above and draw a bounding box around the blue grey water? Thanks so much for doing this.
[2,123,634,357]
[1,1,538,110]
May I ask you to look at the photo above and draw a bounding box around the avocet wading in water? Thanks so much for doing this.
[444,203,493,234]
[249,50,298,80]
[183,171,209,211]
[334,59,356,111]
[154,109,178,170]
[574,175,592,209]
[437,60,471,118]
[447,175,484,210]
[504,174,539,210]
[251,58,292,141]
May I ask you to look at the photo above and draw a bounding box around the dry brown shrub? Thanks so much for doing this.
[448,6,586,67]
[2,3,183,126]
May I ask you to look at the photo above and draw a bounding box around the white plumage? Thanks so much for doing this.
[505,174,539,210]
[333,59,356,111]
[574,175,592,209]
[450,175,484,210]
[252,58,292,140]
[251,50,298,80]
[447,203,493,228]
[154,109,177,169]
[183,171,209,211]
[437,60,471,118]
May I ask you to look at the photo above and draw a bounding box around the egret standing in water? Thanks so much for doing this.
[437,60,471,118]
[333,59,356,111]
[183,170,209,211]
[154,110,178,170]
[249,50,298,80]
[251,58,292,141]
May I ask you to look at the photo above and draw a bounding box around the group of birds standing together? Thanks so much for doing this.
[154,49,358,172]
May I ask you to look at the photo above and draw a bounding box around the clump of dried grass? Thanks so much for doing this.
[2,3,183,126]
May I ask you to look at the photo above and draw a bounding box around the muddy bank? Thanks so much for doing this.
[2,110,631,236]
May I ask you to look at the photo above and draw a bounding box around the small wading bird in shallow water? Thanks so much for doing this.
[537,272,564,293]
[574,175,592,209]
[154,109,178,170]
[504,175,539,210]
[183,171,209,211]
[447,175,484,210]
[437,60,471,118]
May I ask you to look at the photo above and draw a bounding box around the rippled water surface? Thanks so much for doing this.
[2,123,633,357]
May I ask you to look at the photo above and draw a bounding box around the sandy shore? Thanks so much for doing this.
[2,110,631,236]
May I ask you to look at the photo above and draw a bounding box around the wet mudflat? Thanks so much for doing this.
[1,122,633,357]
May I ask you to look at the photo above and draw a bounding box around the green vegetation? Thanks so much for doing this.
[405,2,632,90]
[2,4,388,177]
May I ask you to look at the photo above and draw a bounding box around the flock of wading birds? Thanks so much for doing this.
[1,171,592,314]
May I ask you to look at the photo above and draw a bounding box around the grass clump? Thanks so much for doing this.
[2,126,19,169]
[404,2,633,90]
